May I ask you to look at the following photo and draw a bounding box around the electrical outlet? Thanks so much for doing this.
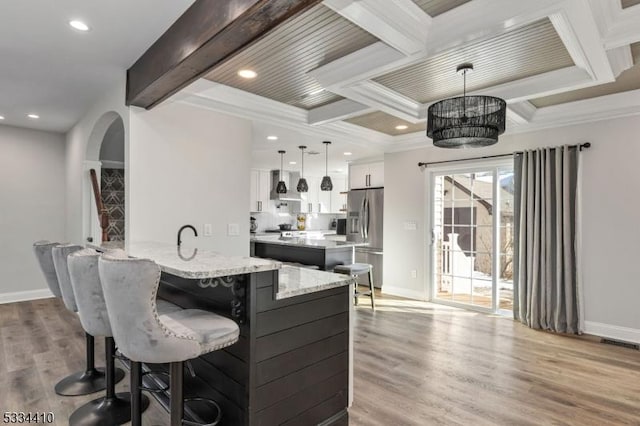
[228,223,240,236]
[203,224,212,236]
[410,270,417,279]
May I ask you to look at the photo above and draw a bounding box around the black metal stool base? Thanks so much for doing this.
[69,392,150,426]
[183,398,222,426]
[54,368,124,396]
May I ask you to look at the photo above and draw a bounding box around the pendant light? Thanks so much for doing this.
[296,145,308,192]
[320,141,333,191]
[276,150,287,194]
[427,63,506,148]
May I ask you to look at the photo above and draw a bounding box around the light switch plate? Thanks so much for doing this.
[404,221,417,231]
[228,223,240,236]
[203,224,212,236]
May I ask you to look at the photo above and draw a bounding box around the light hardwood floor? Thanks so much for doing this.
[1,296,639,425]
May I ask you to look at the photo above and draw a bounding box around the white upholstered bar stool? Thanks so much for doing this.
[98,255,240,426]
[67,248,151,425]
[32,241,121,396]
[334,263,375,310]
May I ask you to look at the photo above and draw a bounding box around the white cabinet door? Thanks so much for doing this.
[258,170,271,211]
[368,162,384,187]
[250,170,259,212]
[349,162,384,189]
[331,176,347,213]
[250,170,271,212]
[349,164,369,189]
[318,185,331,213]
[305,177,319,213]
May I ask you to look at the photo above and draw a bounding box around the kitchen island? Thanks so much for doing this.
[118,242,354,426]
[251,235,365,271]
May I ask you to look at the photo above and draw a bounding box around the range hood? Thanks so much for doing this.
[270,170,302,201]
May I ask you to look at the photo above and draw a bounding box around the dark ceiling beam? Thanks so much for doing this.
[126,0,322,109]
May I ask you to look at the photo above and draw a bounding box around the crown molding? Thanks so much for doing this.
[507,101,537,124]
[606,45,634,78]
[323,0,431,56]
[551,1,614,82]
[308,99,372,126]
[339,81,424,122]
[602,2,640,48]
[178,80,392,149]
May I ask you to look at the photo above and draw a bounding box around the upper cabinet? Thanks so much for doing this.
[250,169,271,212]
[349,161,384,189]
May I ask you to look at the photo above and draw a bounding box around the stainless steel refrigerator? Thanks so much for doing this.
[346,188,383,288]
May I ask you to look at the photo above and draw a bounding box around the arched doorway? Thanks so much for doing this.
[83,112,125,244]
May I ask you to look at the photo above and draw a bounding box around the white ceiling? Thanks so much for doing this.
[251,121,383,176]
[0,0,194,133]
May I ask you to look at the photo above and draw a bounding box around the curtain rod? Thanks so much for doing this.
[417,142,591,168]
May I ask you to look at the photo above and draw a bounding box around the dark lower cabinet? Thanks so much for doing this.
[148,270,350,426]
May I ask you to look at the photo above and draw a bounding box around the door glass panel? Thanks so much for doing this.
[433,166,513,314]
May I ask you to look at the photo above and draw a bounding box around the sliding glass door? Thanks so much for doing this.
[430,161,514,314]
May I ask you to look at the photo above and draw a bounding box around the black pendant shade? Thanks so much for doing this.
[297,178,309,192]
[427,63,506,148]
[276,150,287,194]
[321,141,333,191]
[297,145,308,193]
[320,176,333,191]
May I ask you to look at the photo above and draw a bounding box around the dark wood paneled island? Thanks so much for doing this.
[123,242,354,426]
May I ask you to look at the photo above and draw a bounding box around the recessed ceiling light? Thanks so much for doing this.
[289,161,297,165]
[0,115,5,120]
[69,20,90,31]
[27,114,40,119]
[238,69,257,79]
[267,135,278,141]
[343,152,352,156]
[395,125,408,130]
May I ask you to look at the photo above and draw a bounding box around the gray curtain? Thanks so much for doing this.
[513,146,581,334]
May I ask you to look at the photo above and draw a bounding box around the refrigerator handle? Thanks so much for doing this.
[360,196,366,239]
[364,198,370,240]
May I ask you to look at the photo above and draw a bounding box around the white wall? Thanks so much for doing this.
[128,102,252,256]
[65,77,129,245]
[99,118,125,164]
[0,125,65,301]
[383,115,640,340]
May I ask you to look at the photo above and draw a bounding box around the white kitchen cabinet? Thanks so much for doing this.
[331,176,347,213]
[249,169,271,212]
[349,161,384,189]
[318,185,331,213]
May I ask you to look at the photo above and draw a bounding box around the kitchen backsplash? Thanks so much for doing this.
[252,211,344,232]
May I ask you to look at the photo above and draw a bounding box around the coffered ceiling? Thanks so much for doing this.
[344,111,425,136]
[178,0,640,152]
[205,4,377,110]
[621,0,640,9]
[411,0,471,17]
[373,18,573,104]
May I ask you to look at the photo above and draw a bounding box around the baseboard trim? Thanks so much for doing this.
[382,285,426,301]
[584,321,640,344]
[0,288,54,304]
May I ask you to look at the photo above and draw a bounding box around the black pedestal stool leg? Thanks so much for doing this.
[69,337,149,426]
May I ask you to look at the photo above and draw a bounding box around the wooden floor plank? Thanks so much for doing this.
[1,297,639,425]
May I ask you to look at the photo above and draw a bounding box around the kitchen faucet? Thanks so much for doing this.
[177,224,198,246]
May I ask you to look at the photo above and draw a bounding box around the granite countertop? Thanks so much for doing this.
[276,266,355,300]
[99,241,282,279]
[251,235,366,249]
